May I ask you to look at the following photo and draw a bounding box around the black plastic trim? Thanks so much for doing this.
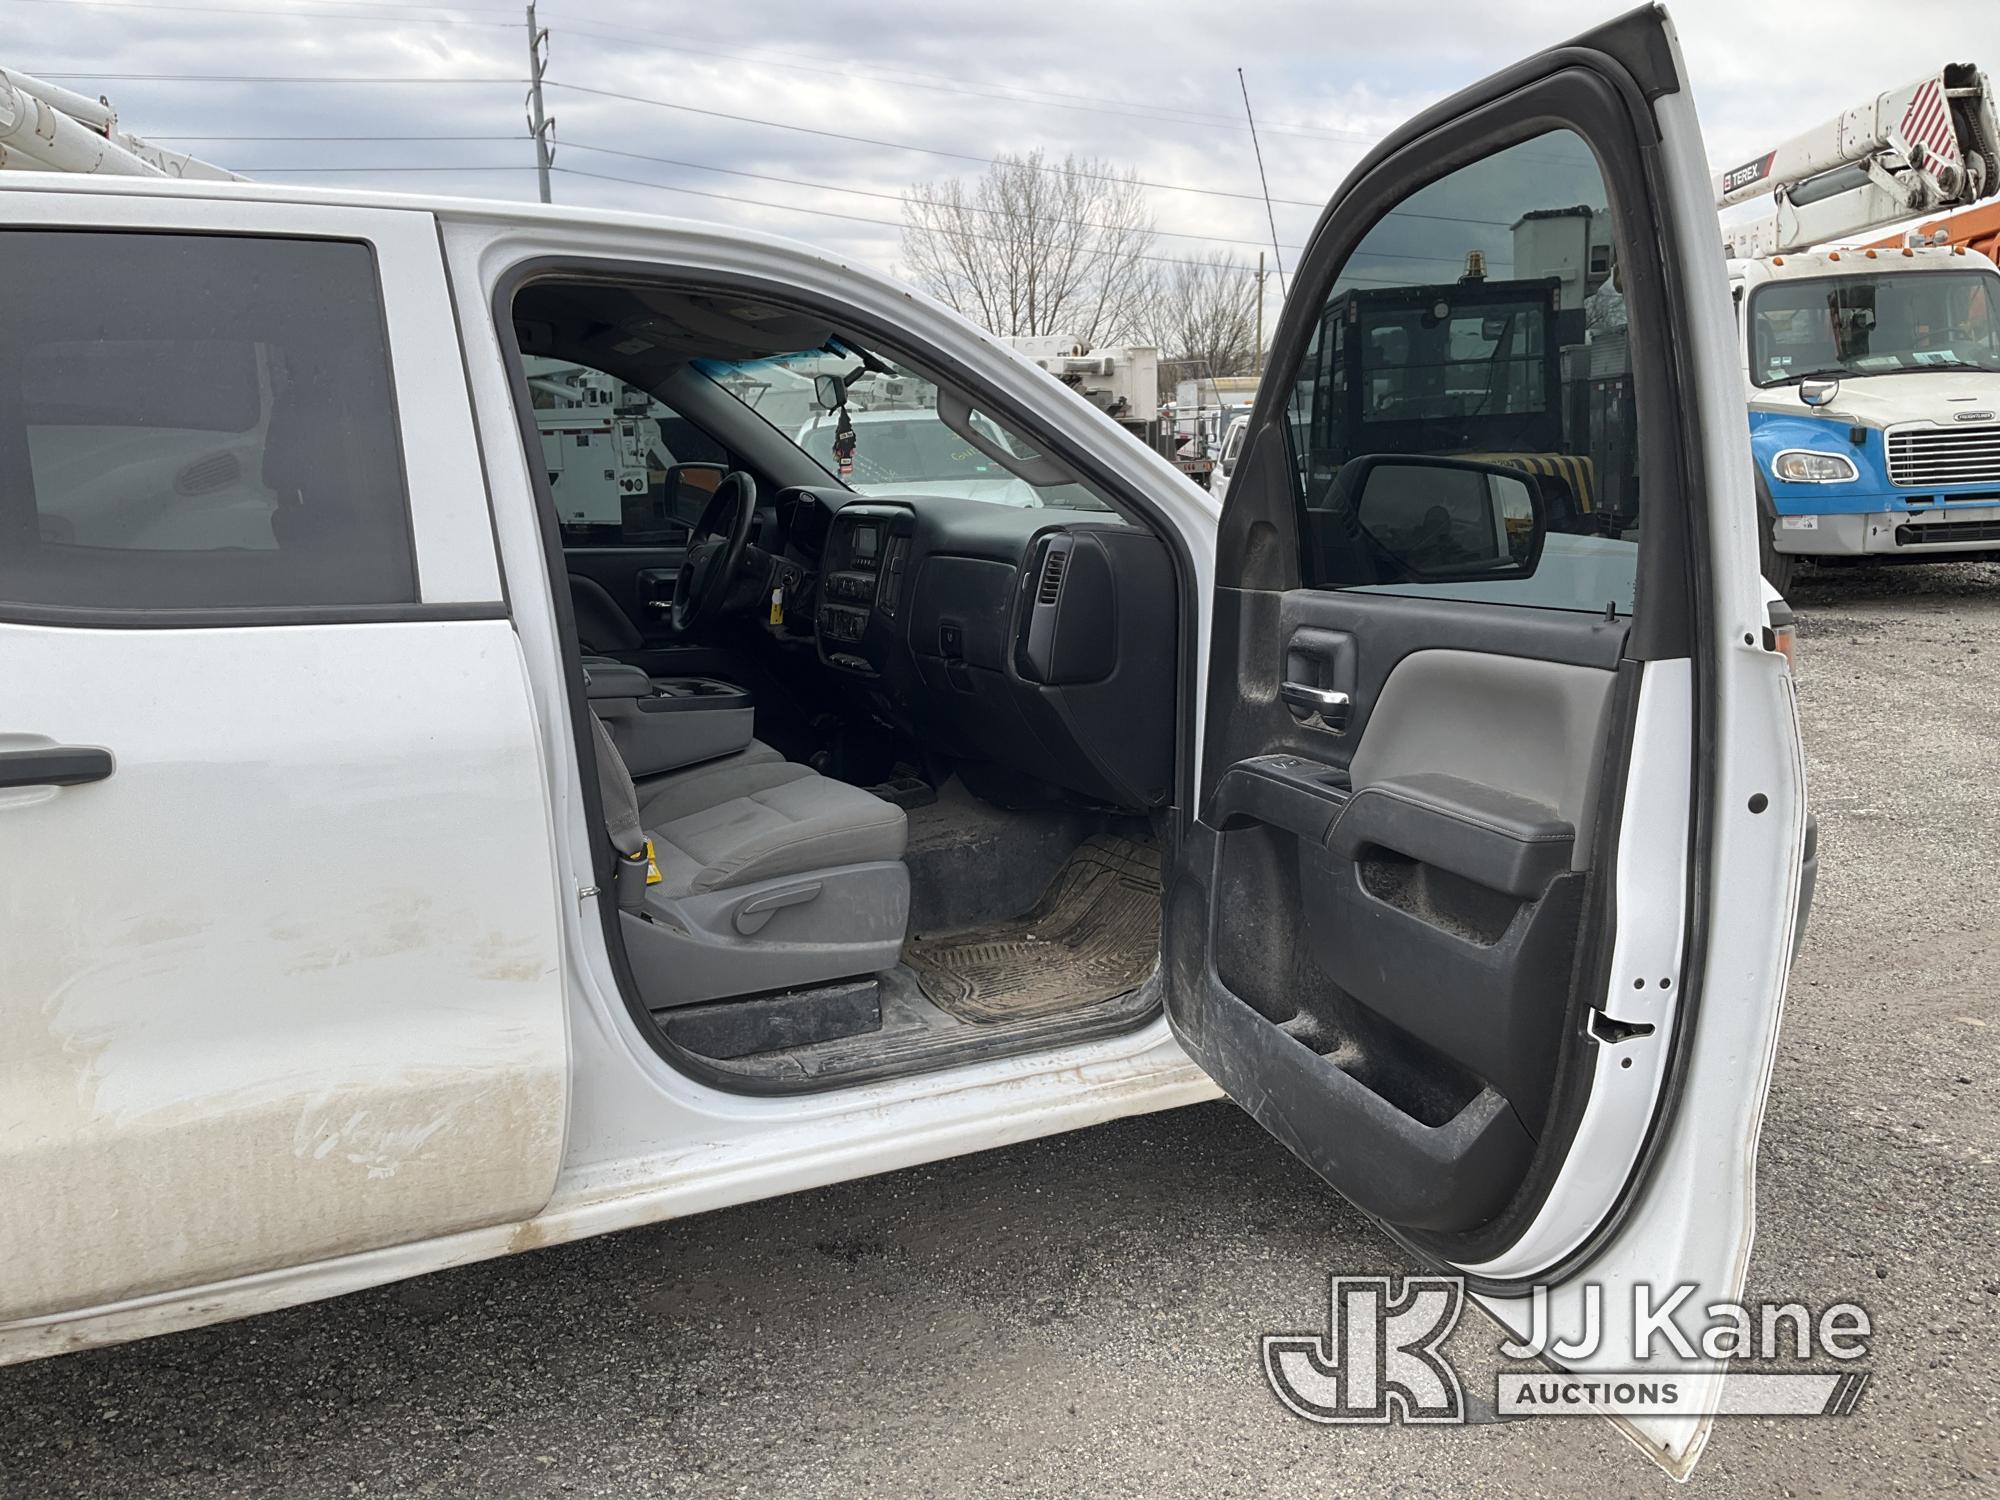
[1221,58,1692,660]
[434,216,514,621]
[0,600,509,629]
[0,745,114,788]
[1329,774,1575,901]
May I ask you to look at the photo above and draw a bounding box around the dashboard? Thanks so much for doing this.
[768,486,1179,810]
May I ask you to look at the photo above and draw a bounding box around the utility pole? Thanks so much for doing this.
[1254,250,1265,375]
[524,0,553,203]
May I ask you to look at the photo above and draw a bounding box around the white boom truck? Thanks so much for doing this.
[1715,64,2000,589]
[1007,334,1161,443]
[522,355,686,536]
[0,65,235,179]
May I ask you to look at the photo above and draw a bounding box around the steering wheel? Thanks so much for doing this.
[671,470,758,633]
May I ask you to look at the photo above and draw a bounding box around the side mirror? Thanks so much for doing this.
[1799,377,1839,408]
[814,373,848,412]
[662,462,727,528]
[1340,454,1546,584]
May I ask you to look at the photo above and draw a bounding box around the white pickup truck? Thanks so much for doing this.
[0,8,1809,1478]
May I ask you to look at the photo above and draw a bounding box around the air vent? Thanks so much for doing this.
[1037,546,1068,605]
[173,450,242,496]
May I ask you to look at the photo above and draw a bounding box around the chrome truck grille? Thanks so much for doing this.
[1887,424,2000,488]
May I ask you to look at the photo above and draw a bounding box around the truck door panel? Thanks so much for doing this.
[0,199,569,1331]
[1199,587,1625,1229]
[1165,10,1805,1473]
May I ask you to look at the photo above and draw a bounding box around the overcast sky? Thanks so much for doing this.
[13,0,1999,321]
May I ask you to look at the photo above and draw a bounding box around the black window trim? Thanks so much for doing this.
[0,226,455,631]
[1221,61,1693,662]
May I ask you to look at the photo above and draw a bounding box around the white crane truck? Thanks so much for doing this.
[1715,65,2000,589]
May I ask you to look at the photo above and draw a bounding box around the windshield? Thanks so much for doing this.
[798,414,1007,485]
[1748,271,2000,386]
[692,348,1114,511]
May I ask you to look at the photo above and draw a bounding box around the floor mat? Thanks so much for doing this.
[903,835,1162,1024]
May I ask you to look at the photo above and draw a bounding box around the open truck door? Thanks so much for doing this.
[1164,5,1807,1477]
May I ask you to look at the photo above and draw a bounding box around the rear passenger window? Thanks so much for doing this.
[0,231,415,612]
[1286,129,1641,614]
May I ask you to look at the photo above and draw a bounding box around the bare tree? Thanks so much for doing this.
[900,151,1157,348]
[1145,250,1260,390]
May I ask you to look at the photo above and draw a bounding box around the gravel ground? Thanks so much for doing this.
[3,560,1997,1499]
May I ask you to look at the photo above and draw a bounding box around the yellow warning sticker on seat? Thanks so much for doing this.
[643,838,663,885]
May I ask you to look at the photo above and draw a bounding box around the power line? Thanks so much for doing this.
[545,81,1514,232]
[22,0,1385,146]
[2,0,518,20]
[552,163,1206,270]
[557,140,1307,254]
[25,67,1336,208]
[248,164,535,172]
[150,132,530,141]
[542,78,1330,211]
[22,69,1509,237]
[549,161,1413,286]
[556,139,1481,267]
[255,0,516,8]
[28,71,527,83]
[537,9,1385,145]
[534,13,1380,144]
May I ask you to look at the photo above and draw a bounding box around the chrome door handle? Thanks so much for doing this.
[1279,682,1351,730]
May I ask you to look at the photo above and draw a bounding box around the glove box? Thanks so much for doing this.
[585,668,755,778]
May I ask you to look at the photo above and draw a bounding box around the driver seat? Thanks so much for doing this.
[589,715,910,1008]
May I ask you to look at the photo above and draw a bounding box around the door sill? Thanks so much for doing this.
[655,965,1165,1096]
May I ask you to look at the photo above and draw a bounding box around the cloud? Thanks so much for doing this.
[12,0,1997,289]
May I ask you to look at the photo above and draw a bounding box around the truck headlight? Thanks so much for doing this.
[1771,449,1859,484]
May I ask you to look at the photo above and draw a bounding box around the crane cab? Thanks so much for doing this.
[1730,242,2000,587]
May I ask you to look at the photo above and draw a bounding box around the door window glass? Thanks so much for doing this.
[529,358,729,547]
[0,230,415,612]
[1285,129,1640,613]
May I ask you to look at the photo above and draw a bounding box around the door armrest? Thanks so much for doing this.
[1329,772,1574,899]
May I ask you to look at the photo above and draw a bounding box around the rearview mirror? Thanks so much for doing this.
[1798,377,1839,408]
[814,373,847,412]
[1340,454,1546,584]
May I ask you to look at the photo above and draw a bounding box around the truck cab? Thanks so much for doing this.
[1735,244,2000,587]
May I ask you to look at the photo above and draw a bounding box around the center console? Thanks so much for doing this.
[816,503,914,676]
[584,661,755,777]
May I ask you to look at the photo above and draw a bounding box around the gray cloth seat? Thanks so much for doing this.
[589,714,911,1009]
[630,737,783,808]
[636,753,909,898]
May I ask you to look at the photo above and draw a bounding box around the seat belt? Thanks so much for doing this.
[587,712,659,911]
